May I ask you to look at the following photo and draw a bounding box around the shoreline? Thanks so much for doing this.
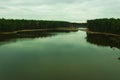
[79,28,120,37]
[0,28,78,35]
[0,27,120,37]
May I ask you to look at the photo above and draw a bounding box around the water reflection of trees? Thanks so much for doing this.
[86,33,120,49]
[0,30,76,46]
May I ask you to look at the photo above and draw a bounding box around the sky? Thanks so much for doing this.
[0,0,120,22]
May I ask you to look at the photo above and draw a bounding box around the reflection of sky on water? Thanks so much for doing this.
[0,30,120,80]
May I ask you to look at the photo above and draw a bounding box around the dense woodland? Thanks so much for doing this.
[71,22,87,28]
[87,18,120,34]
[0,18,73,32]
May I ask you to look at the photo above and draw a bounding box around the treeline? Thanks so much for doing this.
[87,18,120,34]
[71,22,87,28]
[0,18,73,32]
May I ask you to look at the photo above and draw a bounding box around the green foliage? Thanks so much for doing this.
[87,18,120,34]
[0,18,71,32]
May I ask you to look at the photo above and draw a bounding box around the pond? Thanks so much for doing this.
[0,30,120,80]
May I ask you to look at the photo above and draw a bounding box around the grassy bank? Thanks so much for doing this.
[79,28,120,37]
[0,27,78,34]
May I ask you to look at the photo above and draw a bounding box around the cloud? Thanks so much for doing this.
[0,0,120,22]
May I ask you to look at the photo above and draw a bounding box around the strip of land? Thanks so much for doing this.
[1,27,120,37]
[0,28,78,34]
[79,28,120,37]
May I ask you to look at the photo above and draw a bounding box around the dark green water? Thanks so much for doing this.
[0,30,120,80]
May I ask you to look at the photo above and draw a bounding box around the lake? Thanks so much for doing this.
[0,30,120,80]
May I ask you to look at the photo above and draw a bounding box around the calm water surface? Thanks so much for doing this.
[0,30,120,80]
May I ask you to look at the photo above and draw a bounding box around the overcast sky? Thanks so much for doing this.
[0,0,120,22]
